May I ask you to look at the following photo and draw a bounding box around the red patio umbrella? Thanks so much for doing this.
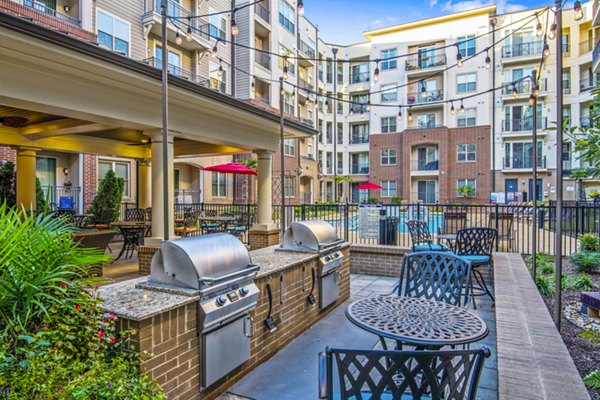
[357,182,382,190]
[201,162,257,175]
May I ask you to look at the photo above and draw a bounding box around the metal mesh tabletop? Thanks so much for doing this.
[346,295,488,347]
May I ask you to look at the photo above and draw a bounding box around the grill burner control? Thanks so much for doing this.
[215,295,227,306]
[227,292,239,302]
[239,287,250,296]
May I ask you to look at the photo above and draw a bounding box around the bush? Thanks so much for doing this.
[584,370,600,392]
[88,169,124,223]
[535,274,555,297]
[35,177,46,212]
[565,274,596,291]
[0,161,16,208]
[579,329,600,344]
[569,251,600,273]
[391,196,402,205]
[579,233,600,253]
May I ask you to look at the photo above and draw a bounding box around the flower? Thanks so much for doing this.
[108,381,113,389]
[44,324,49,330]
[60,282,67,288]
[110,337,116,344]
[74,305,81,312]
[97,330,104,338]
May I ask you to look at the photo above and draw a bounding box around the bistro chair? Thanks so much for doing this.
[454,228,497,308]
[397,252,472,308]
[51,209,76,224]
[145,207,152,222]
[175,211,200,237]
[318,346,490,400]
[125,208,146,222]
[113,225,145,261]
[87,209,114,229]
[407,220,448,252]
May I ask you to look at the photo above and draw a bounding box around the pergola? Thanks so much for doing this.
[0,13,315,242]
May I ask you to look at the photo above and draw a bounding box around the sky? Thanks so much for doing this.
[304,0,552,45]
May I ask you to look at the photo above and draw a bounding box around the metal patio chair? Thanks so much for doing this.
[318,346,490,400]
[487,211,514,251]
[125,208,146,222]
[454,228,497,308]
[407,219,449,252]
[175,210,200,237]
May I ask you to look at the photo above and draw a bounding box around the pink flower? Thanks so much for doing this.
[110,337,116,344]
[95,284,100,290]
[97,330,104,338]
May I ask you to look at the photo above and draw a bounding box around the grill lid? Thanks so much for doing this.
[282,220,342,252]
[150,233,253,290]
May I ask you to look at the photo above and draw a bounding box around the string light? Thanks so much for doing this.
[373,62,380,82]
[543,42,550,58]
[574,0,583,21]
[283,65,289,80]
[548,21,557,40]
[218,62,224,77]
[459,101,465,113]
[450,102,455,115]
[186,23,193,42]
[512,84,519,98]
[408,107,413,122]
[420,83,427,99]
[485,50,491,69]
[298,0,304,17]
[231,18,239,36]
[324,100,329,112]
[211,40,220,58]
[349,106,354,116]
[456,44,463,67]
[251,79,256,93]
[366,100,372,112]
[529,93,536,106]
[397,106,402,121]
[175,31,183,45]
[533,84,540,97]
[535,17,543,38]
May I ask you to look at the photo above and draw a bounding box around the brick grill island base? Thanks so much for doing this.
[350,244,409,277]
[98,244,350,400]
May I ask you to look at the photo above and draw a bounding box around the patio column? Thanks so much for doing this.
[15,147,38,211]
[147,131,175,244]
[138,159,151,210]
[250,151,280,249]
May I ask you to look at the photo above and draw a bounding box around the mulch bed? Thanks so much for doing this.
[538,258,600,400]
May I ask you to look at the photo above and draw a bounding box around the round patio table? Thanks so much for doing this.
[346,295,488,348]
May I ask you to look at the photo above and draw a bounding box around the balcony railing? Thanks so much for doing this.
[502,78,547,96]
[256,96,270,105]
[298,77,312,89]
[350,163,369,174]
[350,72,369,84]
[349,135,369,144]
[407,89,444,105]
[408,123,445,130]
[563,80,571,95]
[256,52,271,70]
[502,117,547,132]
[413,192,439,204]
[144,57,210,87]
[594,40,600,67]
[405,53,447,72]
[42,186,82,212]
[579,40,592,54]
[255,3,270,23]
[503,156,547,170]
[502,41,543,59]
[349,104,368,115]
[580,77,598,91]
[152,0,210,41]
[23,0,81,26]
[299,40,316,59]
[411,159,439,172]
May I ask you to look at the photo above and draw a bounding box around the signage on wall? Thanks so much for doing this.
[359,204,381,239]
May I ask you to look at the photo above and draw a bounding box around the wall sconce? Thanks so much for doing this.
[63,168,69,176]
[295,167,304,175]
[63,4,70,13]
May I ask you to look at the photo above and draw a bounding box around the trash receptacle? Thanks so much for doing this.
[379,214,398,246]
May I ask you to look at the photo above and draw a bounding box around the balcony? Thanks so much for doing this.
[406,90,444,107]
[503,156,547,170]
[350,72,369,85]
[298,77,312,90]
[255,3,270,25]
[300,117,314,127]
[144,57,209,87]
[502,79,547,98]
[299,40,316,60]
[580,76,598,92]
[350,163,369,175]
[143,0,211,51]
[595,0,600,26]
[501,41,543,62]
[579,40,593,55]
[349,135,369,145]
[255,51,271,71]
[348,104,369,118]
[563,80,571,95]
[22,0,80,26]
[404,53,447,76]
[256,96,270,106]
[410,159,439,176]
[502,117,547,133]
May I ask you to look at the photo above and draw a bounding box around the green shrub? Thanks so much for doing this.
[35,177,46,212]
[569,251,600,273]
[584,370,600,392]
[368,197,379,204]
[391,196,402,205]
[88,169,124,223]
[525,253,555,275]
[565,274,596,291]
[0,161,16,208]
[579,329,600,344]
[535,274,555,297]
[579,233,600,253]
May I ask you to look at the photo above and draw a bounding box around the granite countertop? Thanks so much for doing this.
[98,277,199,321]
[250,245,318,277]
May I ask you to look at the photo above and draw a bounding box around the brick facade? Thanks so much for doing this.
[0,146,16,164]
[369,125,491,204]
[138,245,160,275]
[82,154,97,211]
[248,228,281,250]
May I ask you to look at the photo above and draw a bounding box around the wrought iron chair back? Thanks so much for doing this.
[318,346,490,400]
[90,209,114,228]
[440,211,467,235]
[399,252,472,307]
[407,219,433,246]
[455,228,497,258]
[125,208,146,222]
[52,209,76,224]
[145,207,152,221]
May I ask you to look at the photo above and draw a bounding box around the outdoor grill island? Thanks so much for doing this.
[97,221,350,399]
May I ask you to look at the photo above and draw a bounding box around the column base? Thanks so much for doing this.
[137,245,160,275]
[249,226,281,250]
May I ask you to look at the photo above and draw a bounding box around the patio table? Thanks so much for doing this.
[346,295,488,348]
[110,222,149,262]
[437,233,457,251]
[201,216,237,233]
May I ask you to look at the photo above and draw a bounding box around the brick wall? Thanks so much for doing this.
[82,154,97,211]
[117,247,350,400]
[248,228,281,250]
[0,146,16,164]
[349,244,408,277]
[0,0,97,42]
[138,245,160,275]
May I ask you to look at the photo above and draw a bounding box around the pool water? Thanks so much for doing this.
[333,213,444,233]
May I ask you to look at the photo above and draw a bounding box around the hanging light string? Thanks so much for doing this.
[168,6,548,66]
[167,0,263,20]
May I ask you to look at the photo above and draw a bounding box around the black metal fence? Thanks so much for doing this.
[119,202,600,254]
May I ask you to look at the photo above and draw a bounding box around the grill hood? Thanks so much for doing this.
[282,220,343,252]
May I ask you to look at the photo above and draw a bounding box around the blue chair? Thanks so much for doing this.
[318,346,490,400]
[406,220,448,252]
[454,227,497,308]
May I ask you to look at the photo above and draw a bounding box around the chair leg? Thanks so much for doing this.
[472,268,495,302]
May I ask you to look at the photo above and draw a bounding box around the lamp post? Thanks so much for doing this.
[332,47,338,202]
[160,0,170,240]
[491,17,497,194]
[531,70,538,279]
[279,77,286,237]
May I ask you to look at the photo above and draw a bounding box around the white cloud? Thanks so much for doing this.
[368,19,384,29]
[429,0,438,7]
[441,0,526,14]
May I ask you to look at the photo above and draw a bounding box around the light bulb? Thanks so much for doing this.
[283,65,289,80]
[533,85,540,97]
[535,22,543,38]
[548,23,556,40]
[457,52,463,67]
[231,19,239,36]
[512,85,519,98]
[186,25,193,42]
[175,31,182,45]
[543,43,550,58]
[485,54,491,69]
[450,103,455,115]
[349,107,354,116]
[373,66,380,82]
[218,64,224,77]
[529,94,536,106]
[212,43,218,58]
[574,0,583,21]
[325,100,329,112]
[366,101,371,112]
[251,80,256,93]
[408,110,413,122]
[298,0,304,16]
[421,85,427,99]
[397,108,403,121]
[460,103,465,113]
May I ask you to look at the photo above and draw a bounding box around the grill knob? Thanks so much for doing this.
[215,295,227,306]
[239,287,250,297]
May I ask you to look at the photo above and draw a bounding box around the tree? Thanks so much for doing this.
[35,177,46,212]
[88,169,124,222]
[569,168,590,201]
[568,91,600,179]
[456,184,475,198]
[0,161,16,208]
[334,176,354,202]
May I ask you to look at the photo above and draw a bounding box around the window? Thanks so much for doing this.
[99,160,130,197]
[278,0,295,33]
[457,34,476,57]
[457,144,476,162]
[209,62,226,93]
[155,46,181,75]
[350,64,369,84]
[209,10,226,40]
[504,141,543,169]
[381,149,397,165]
[278,45,295,76]
[97,9,130,56]
[350,123,369,144]
[381,116,397,133]
[284,176,295,197]
[457,73,476,93]
[457,108,477,127]
[284,138,295,156]
[283,91,295,114]
[36,157,56,188]
[337,123,344,144]
[417,114,436,128]
[381,48,397,70]
[211,172,227,197]
[457,179,476,197]
[381,180,397,197]
[381,84,397,102]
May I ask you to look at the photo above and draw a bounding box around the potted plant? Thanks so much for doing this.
[589,189,600,203]
[88,169,125,223]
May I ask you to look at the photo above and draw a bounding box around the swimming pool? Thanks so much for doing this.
[332,213,444,233]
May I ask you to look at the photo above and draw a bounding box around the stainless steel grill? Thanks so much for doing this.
[149,233,260,388]
[282,220,344,309]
